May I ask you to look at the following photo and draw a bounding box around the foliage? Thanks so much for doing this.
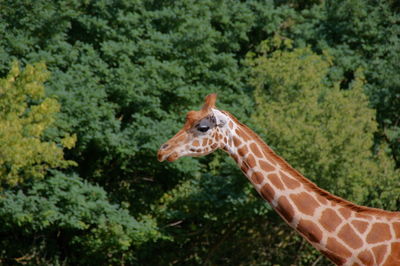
[148,161,269,265]
[0,0,260,213]
[0,62,76,187]
[0,171,162,265]
[248,37,399,206]
[149,157,312,265]
[287,0,400,167]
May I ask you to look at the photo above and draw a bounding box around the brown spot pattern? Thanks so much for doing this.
[268,173,284,190]
[297,219,323,243]
[316,194,328,205]
[192,140,200,147]
[281,172,301,189]
[338,224,363,249]
[384,243,400,265]
[241,163,249,173]
[372,245,387,265]
[304,185,314,193]
[251,171,264,184]
[233,136,242,147]
[247,154,257,168]
[259,160,274,172]
[228,121,233,129]
[250,143,262,158]
[355,213,370,220]
[358,249,374,265]
[326,237,352,258]
[238,145,248,157]
[262,149,278,165]
[202,138,208,146]
[239,129,251,141]
[367,223,391,244]
[393,222,400,238]
[319,208,342,233]
[290,192,320,216]
[351,220,369,234]
[232,154,239,163]
[176,134,186,142]
[276,196,294,223]
[321,250,346,265]
[338,208,352,219]
[260,184,274,202]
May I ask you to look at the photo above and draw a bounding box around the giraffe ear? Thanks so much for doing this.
[212,109,226,127]
[202,93,217,111]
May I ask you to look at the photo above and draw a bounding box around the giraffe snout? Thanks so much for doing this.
[157,145,168,162]
[157,148,178,162]
[157,150,165,162]
[157,142,177,162]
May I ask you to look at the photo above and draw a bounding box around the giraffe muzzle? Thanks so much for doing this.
[157,146,179,162]
[157,149,166,162]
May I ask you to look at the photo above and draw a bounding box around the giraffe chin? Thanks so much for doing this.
[157,149,179,162]
[166,152,179,162]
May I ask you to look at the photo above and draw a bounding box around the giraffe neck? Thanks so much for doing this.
[220,112,400,266]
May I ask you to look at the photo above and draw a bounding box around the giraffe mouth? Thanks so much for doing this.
[157,150,179,162]
[166,152,179,162]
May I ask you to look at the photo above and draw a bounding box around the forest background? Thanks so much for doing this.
[0,0,399,265]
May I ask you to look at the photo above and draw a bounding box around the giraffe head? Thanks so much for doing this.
[157,93,229,162]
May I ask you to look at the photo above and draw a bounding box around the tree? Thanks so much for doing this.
[0,62,164,265]
[248,36,399,207]
[0,171,163,265]
[0,62,76,187]
[285,0,400,167]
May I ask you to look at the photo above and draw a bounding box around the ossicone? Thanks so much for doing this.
[202,93,217,111]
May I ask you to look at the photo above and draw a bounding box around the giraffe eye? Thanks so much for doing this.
[197,125,210,132]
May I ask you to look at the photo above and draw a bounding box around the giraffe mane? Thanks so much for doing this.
[221,110,400,218]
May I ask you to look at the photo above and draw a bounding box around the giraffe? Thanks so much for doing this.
[157,93,400,266]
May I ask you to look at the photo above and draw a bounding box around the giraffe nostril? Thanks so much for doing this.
[161,143,169,150]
